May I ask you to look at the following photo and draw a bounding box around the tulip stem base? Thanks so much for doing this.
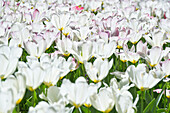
[141,91,144,113]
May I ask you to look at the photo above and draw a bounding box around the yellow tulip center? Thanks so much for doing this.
[140,87,145,91]
[28,87,34,91]
[84,103,91,108]
[93,79,101,83]
[59,27,64,31]
[44,81,54,87]
[16,98,22,104]
[73,103,81,108]
[117,45,122,49]
[63,53,70,57]
[131,60,137,64]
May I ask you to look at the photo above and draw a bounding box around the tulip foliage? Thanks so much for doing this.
[0,0,170,113]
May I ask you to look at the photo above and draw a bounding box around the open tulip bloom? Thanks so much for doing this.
[126,64,166,91]
[0,0,170,112]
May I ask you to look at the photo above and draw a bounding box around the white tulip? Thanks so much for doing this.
[60,77,89,108]
[93,39,117,59]
[1,73,26,104]
[84,82,101,108]
[18,57,45,91]
[70,41,94,63]
[40,53,76,86]
[24,35,47,58]
[46,86,68,106]
[138,46,163,67]
[84,58,113,83]
[90,87,115,113]
[0,45,22,79]
[55,37,72,56]
[126,64,165,91]
[144,30,167,47]
[73,26,90,40]
[115,91,139,113]
[28,101,73,113]
[51,11,70,31]
[0,88,15,113]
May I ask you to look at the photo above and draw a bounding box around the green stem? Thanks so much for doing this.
[118,49,120,70]
[76,108,79,113]
[134,43,137,52]
[141,91,144,113]
[123,61,125,72]
[33,90,37,107]
[164,83,167,108]
[60,30,62,39]
[17,104,20,112]
[81,64,85,76]
[151,88,153,99]
[112,54,115,71]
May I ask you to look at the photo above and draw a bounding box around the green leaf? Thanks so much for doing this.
[156,90,164,107]
[12,108,17,113]
[157,108,168,113]
[143,98,155,113]
[168,103,170,112]
[81,106,91,113]
[145,90,152,104]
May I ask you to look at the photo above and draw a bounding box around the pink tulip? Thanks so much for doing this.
[74,6,84,11]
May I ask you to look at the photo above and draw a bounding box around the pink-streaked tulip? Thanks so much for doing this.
[9,23,30,48]
[24,35,47,58]
[43,30,57,49]
[127,18,144,44]
[136,41,148,55]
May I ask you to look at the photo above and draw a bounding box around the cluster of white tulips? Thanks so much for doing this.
[0,0,170,113]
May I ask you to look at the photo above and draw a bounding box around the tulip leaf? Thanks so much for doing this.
[12,108,17,113]
[143,98,155,113]
[155,90,164,107]
[156,108,168,113]
[81,106,91,113]
[145,90,152,104]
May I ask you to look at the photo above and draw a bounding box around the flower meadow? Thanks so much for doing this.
[0,0,170,113]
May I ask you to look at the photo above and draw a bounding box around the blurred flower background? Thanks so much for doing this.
[0,0,170,113]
